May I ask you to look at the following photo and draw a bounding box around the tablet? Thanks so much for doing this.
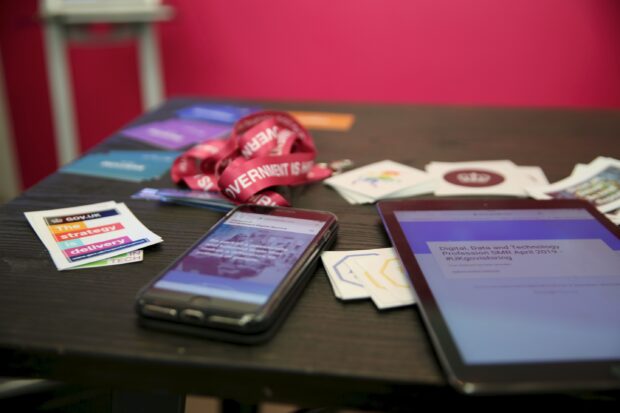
[377,199,620,395]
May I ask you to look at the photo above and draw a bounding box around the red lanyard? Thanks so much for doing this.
[171,111,334,206]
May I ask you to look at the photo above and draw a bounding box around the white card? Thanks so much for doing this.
[384,179,436,198]
[321,250,377,300]
[348,260,395,309]
[332,186,370,205]
[352,250,415,309]
[25,201,162,270]
[68,250,144,270]
[527,157,620,213]
[571,163,588,177]
[427,160,530,197]
[606,209,620,225]
[329,174,435,205]
[571,157,615,179]
[325,160,432,201]
[519,166,548,186]
[322,248,417,309]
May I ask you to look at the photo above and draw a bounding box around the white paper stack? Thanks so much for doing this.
[425,160,548,197]
[606,209,620,225]
[321,248,415,310]
[25,201,162,270]
[66,250,144,270]
[324,160,434,204]
[527,156,620,224]
[324,159,551,204]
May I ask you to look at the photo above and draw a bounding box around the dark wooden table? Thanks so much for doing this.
[1,99,619,411]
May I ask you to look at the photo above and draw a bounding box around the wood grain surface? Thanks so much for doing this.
[1,99,619,409]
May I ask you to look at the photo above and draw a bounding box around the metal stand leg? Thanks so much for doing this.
[137,22,164,110]
[0,53,21,200]
[41,9,168,167]
[42,21,79,166]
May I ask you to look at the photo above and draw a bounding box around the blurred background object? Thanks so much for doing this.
[0,52,20,203]
[40,0,172,167]
[0,0,619,193]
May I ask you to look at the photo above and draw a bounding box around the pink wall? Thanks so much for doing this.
[161,0,620,106]
[2,0,620,189]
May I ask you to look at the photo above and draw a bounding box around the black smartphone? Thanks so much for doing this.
[136,205,338,343]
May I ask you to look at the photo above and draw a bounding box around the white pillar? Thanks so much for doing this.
[42,20,79,166]
[137,22,164,110]
[0,53,21,202]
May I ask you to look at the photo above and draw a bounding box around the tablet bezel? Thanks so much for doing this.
[377,198,620,395]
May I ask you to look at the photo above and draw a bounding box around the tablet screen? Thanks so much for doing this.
[380,200,620,393]
[393,207,620,366]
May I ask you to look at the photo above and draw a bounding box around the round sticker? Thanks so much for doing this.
[443,169,505,187]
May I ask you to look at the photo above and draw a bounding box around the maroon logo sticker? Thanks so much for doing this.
[443,169,505,187]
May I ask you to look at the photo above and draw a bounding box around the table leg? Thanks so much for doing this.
[221,398,258,413]
[112,389,186,413]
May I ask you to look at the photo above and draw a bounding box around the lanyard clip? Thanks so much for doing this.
[325,159,354,175]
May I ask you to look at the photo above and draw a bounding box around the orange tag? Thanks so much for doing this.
[288,111,355,131]
[49,222,87,234]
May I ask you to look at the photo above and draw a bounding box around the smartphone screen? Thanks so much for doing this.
[150,209,332,306]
